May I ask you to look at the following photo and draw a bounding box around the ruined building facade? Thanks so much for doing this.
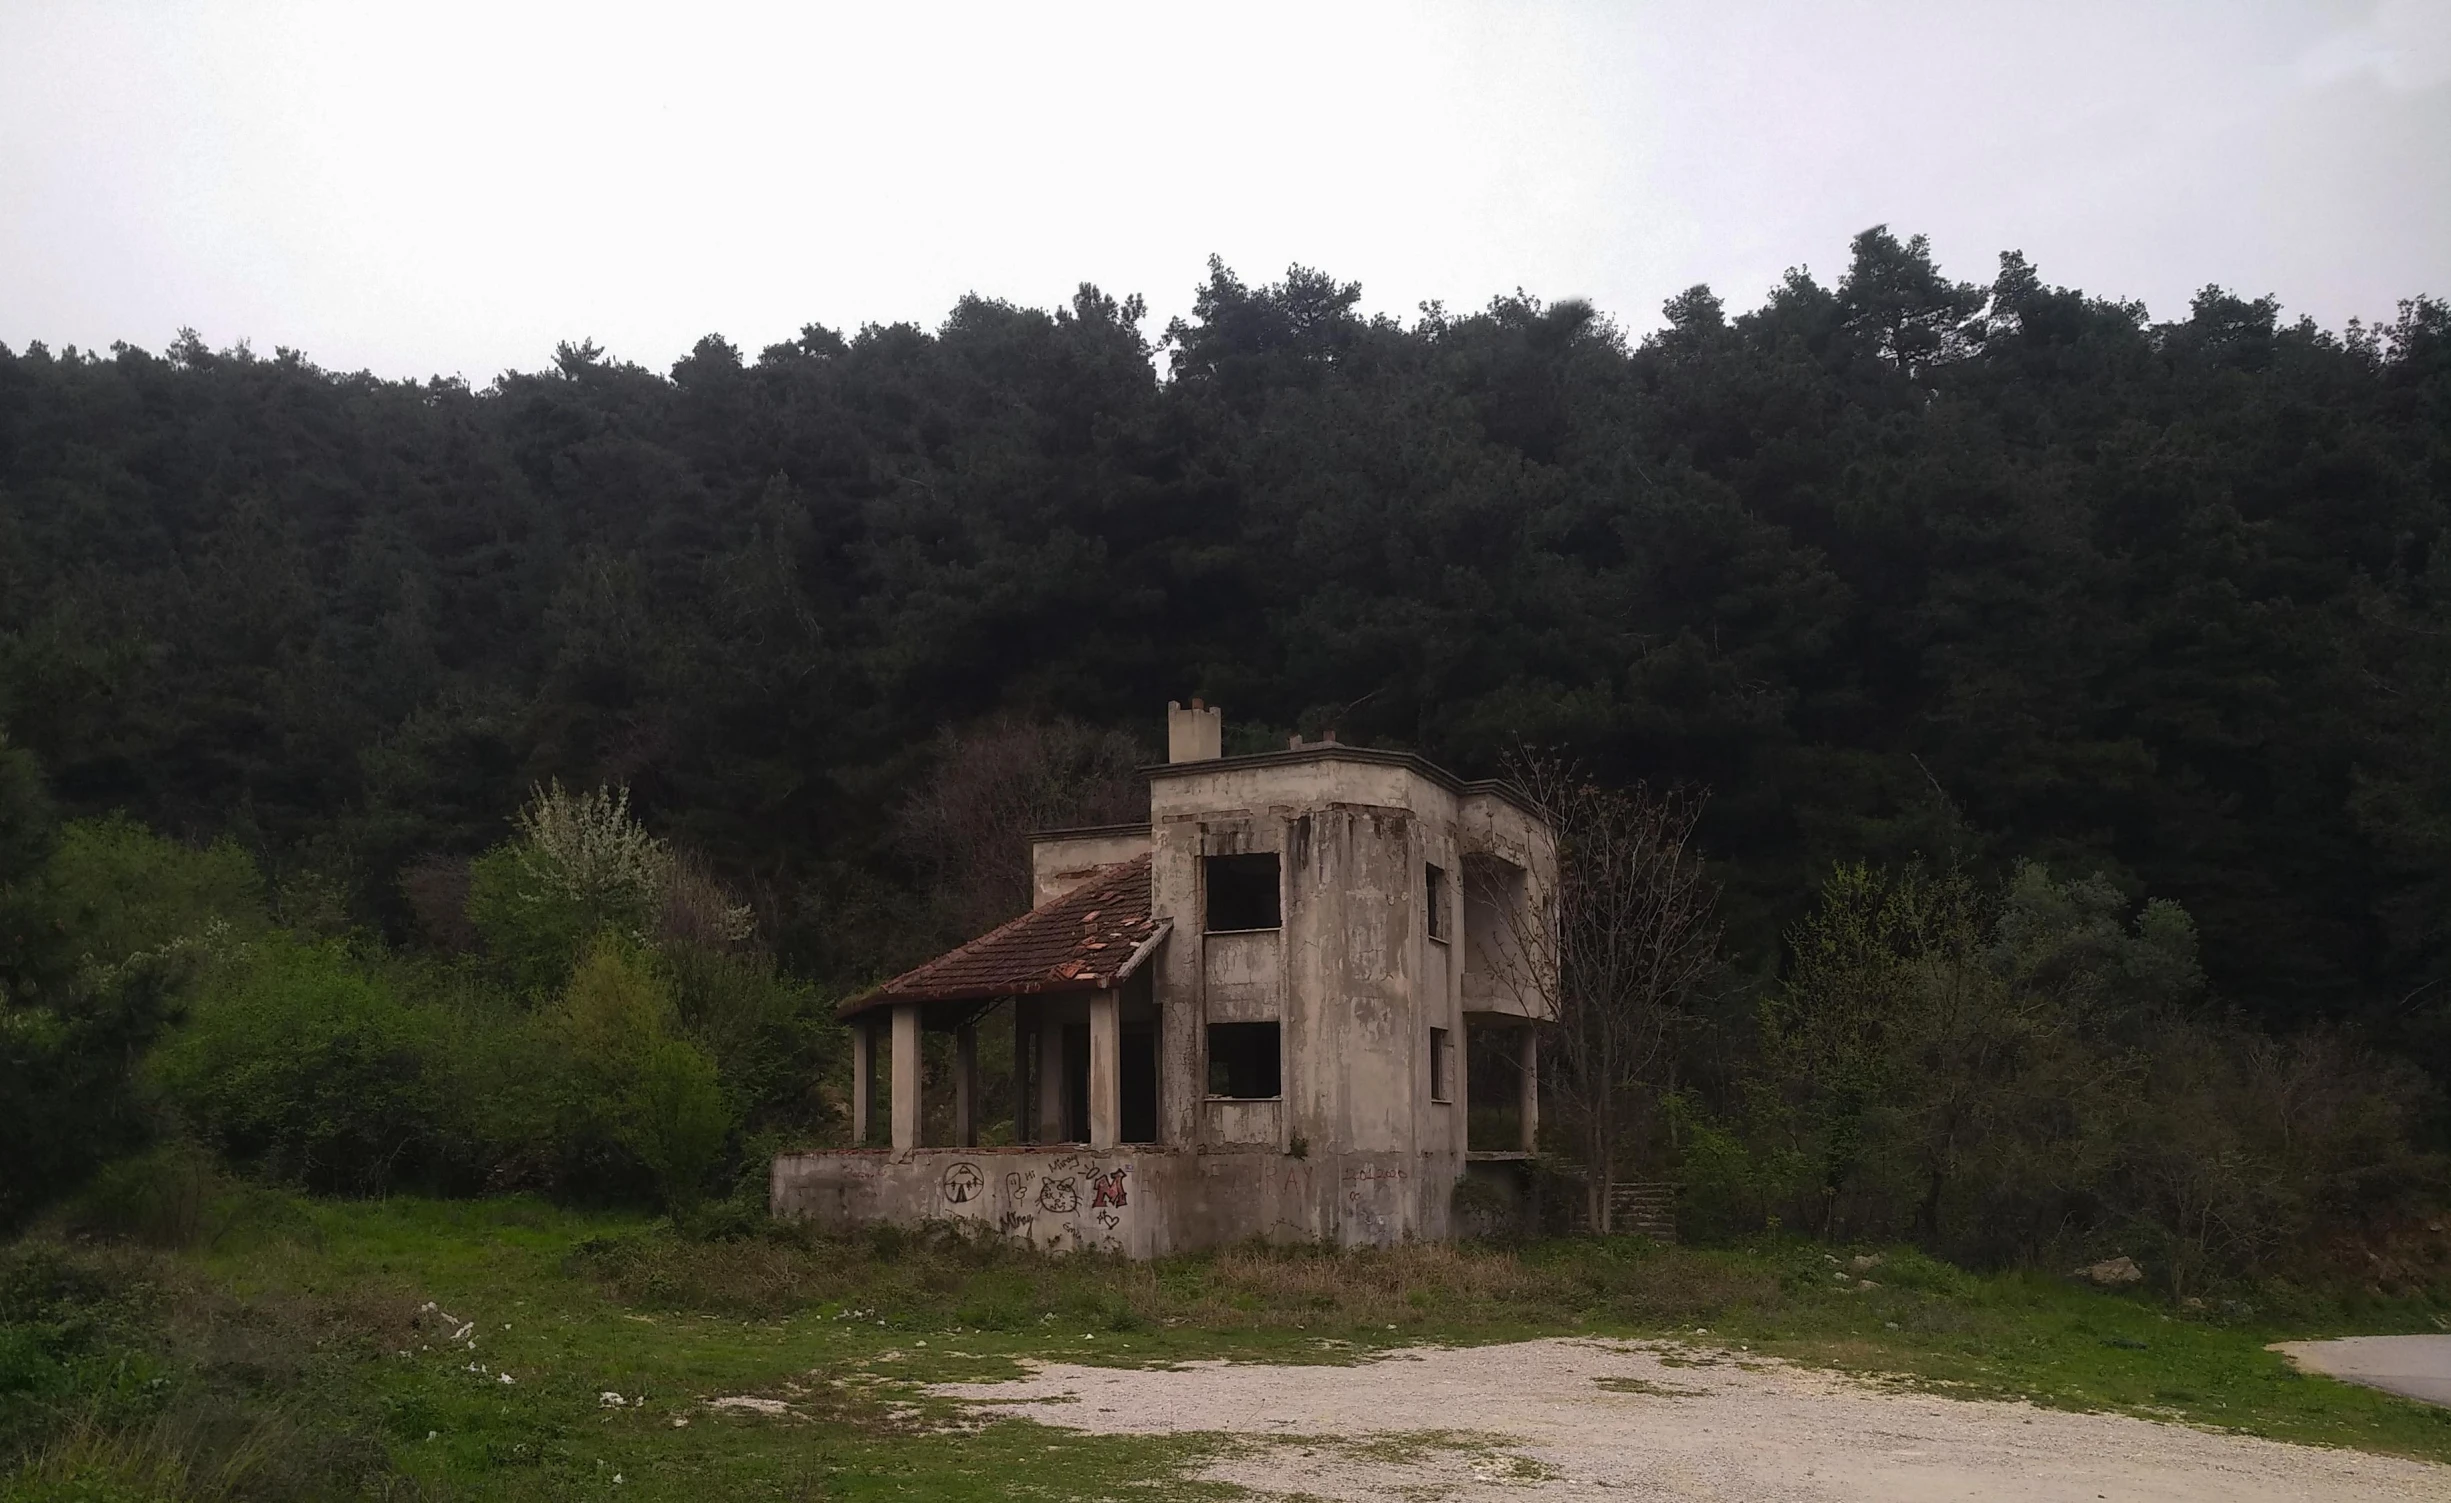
[769,703,1556,1255]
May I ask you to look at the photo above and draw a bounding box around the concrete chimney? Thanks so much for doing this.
[1167,699,1222,763]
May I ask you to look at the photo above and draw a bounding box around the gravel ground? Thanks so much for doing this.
[929,1338,2451,1501]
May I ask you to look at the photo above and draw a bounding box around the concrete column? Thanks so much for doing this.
[890,1003,921,1154]
[1037,1012,1068,1142]
[849,1019,872,1147]
[1519,1025,1540,1155]
[1088,988,1120,1152]
[1012,1003,1031,1144]
[954,1020,978,1148]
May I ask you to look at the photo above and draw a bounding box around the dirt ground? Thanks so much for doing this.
[929,1338,2451,1501]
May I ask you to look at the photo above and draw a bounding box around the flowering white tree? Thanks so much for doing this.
[512,780,673,929]
[469,781,751,989]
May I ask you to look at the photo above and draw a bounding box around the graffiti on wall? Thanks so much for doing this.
[940,1162,984,1204]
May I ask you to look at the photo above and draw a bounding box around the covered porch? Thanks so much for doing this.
[838,855,1171,1155]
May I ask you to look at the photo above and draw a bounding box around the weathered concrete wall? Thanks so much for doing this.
[1286,803,1413,1156]
[771,1146,1460,1257]
[779,743,1549,1254]
[1029,826,1153,907]
[1456,791,1556,1023]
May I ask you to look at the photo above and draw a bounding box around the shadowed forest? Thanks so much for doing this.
[4,228,2450,1281]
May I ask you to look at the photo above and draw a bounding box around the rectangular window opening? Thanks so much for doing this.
[1425,862,1450,942]
[1205,853,1281,932]
[1206,1021,1281,1099]
[1430,1025,1452,1102]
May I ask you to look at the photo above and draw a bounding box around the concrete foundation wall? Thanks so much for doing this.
[772,1146,1458,1258]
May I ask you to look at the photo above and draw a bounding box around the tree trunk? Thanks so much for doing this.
[1588,1118,1614,1235]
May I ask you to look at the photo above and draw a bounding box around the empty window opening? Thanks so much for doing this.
[1207,1021,1282,1098]
[1062,1022,1090,1144]
[1429,1025,1452,1102]
[1205,853,1281,932]
[1122,1024,1160,1143]
[1425,862,1450,942]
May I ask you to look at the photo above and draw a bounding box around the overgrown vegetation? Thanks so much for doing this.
[3,1197,2448,1500]
[3,236,2446,1045]
[1675,861,2441,1293]
[3,234,2450,1488]
[2,778,842,1225]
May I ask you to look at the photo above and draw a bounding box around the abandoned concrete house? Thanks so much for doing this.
[769,702,1557,1256]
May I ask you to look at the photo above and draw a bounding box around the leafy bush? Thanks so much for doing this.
[552,940,735,1209]
[66,1145,218,1250]
[468,780,750,995]
[147,940,450,1193]
[45,818,267,976]
[1691,861,2443,1288]
[1,807,267,1231]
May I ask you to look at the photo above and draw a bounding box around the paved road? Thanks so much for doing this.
[2275,1336,2451,1407]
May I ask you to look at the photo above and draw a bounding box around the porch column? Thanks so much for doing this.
[954,1019,979,1148]
[890,1003,921,1153]
[849,1018,872,1147]
[1012,1002,1031,1143]
[1037,1010,1068,1142]
[1519,1025,1540,1154]
[1088,987,1120,1152]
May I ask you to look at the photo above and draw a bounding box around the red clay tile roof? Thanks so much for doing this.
[838,855,1162,1019]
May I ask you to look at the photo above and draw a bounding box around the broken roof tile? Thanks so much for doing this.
[838,855,1160,1018]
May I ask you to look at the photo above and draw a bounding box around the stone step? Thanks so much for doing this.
[1561,1179,1680,1241]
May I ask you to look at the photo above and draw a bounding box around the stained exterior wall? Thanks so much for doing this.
[773,745,1555,1255]
[771,1145,1439,1257]
[1030,825,1154,906]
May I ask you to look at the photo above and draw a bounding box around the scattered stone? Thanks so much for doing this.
[1848,1253,1885,1274]
[708,1395,792,1415]
[2076,1256,2145,1288]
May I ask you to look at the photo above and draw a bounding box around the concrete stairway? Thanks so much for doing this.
[1564,1179,1678,1241]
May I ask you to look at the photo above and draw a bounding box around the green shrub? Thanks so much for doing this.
[553,940,735,1210]
[146,940,448,1193]
[67,1145,219,1250]
[47,818,267,975]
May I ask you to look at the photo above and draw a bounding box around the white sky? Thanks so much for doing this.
[3,1,2447,381]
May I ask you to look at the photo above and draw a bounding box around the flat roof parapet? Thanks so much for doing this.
[1136,743,1539,818]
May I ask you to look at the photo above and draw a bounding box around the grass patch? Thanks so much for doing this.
[3,1196,2448,1498]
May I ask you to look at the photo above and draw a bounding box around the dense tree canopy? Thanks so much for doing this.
[3,230,2445,1072]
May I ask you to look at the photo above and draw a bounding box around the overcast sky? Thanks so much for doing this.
[4,1,2447,382]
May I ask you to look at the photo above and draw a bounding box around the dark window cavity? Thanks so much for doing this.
[1430,1025,1452,1101]
[1207,1021,1282,1098]
[1205,853,1281,932]
[1425,862,1450,941]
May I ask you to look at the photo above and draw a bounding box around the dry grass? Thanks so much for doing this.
[0,1237,410,1502]
[567,1222,1784,1339]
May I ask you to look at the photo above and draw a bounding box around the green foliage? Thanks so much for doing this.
[66,1144,220,1250]
[1689,861,2439,1287]
[553,940,735,1210]
[0,806,271,1230]
[0,731,57,1007]
[146,939,448,1193]
[0,255,2442,1040]
[469,780,752,995]
[45,818,266,976]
